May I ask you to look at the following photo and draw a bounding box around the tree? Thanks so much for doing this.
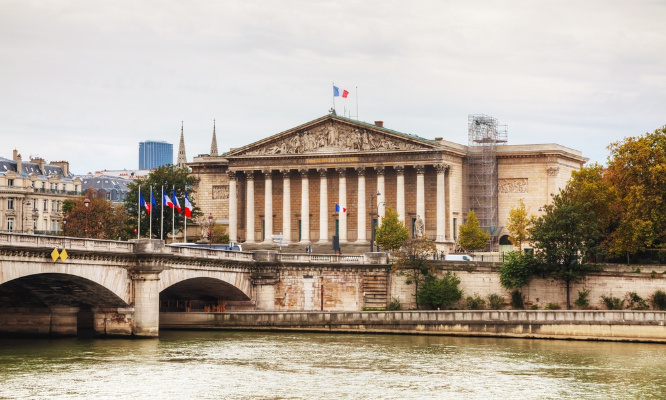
[393,237,437,306]
[529,182,602,309]
[499,250,537,291]
[506,199,530,249]
[605,126,666,262]
[63,191,126,240]
[123,165,199,240]
[458,210,489,251]
[374,206,409,253]
[416,271,463,310]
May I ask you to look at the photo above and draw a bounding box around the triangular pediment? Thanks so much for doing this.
[226,115,438,157]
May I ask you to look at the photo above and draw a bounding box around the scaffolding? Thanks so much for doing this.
[467,115,507,249]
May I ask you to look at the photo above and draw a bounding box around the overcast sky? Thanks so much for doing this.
[1,1,664,175]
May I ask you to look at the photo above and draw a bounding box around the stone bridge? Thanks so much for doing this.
[0,234,387,337]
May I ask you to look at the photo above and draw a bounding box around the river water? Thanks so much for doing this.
[1,331,666,399]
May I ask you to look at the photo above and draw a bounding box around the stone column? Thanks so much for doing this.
[228,171,238,242]
[356,167,367,242]
[376,166,385,226]
[396,165,405,222]
[263,170,273,243]
[131,271,162,337]
[319,168,328,242]
[282,169,291,242]
[416,165,426,231]
[245,171,255,243]
[436,164,447,242]
[338,167,347,243]
[300,169,310,243]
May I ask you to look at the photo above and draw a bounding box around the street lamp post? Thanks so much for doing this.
[63,216,67,237]
[369,191,381,252]
[83,197,90,238]
[208,213,213,248]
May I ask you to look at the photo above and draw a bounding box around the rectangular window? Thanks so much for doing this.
[7,198,14,210]
[8,179,13,187]
[453,218,457,240]
[43,200,48,211]
[7,218,14,231]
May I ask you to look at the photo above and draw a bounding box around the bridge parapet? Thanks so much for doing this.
[0,233,134,253]
[167,245,255,262]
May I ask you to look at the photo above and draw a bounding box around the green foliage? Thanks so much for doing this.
[544,303,561,310]
[651,271,657,279]
[634,267,641,273]
[574,289,590,309]
[62,199,75,214]
[387,298,402,311]
[416,271,463,310]
[375,206,409,253]
[507,199,531,249]
[211,224,229,244]
[499,251,536,290]
[600,295,625,310]
[529,304,539,310]
[458,210,490,251]
[487,294,504,310]
[650,290,666,310]
[465,294,485,310]
[123,165,199,240]
[510,290,525,309]
[606,126,666,260]
[626,292,649,310]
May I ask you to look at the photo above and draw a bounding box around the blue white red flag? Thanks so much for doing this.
[333,85,349,98]
[173,191,182,213]
[184,190,192,218]
[335,203,346,213]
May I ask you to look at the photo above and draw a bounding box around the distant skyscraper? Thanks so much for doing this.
[139,140,173,170]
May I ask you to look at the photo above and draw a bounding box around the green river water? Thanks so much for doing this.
[1,331,666,399]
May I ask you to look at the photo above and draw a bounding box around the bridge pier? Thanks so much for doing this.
[131,271,163,337]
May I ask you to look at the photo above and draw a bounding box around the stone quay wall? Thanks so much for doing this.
[160,310,666,343]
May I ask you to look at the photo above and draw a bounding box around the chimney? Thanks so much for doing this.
[32,157,45,174]
[51,161,70,176]
[374,121,384,128]
[13,150,22,174]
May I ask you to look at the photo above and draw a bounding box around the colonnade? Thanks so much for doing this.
[227,164,450,244]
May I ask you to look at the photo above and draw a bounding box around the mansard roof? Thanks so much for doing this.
[225,114,441,158]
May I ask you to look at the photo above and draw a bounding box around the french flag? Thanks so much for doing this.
[140,191,151,213]
[172,191,182,213]
[163,191,174,209]
[335,203,347,213]
[184,190,192,218]
[333,85,349,98]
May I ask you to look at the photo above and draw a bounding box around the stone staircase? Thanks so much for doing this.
[362,271,389,309]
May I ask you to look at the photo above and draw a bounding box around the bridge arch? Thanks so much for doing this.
[158,268,252,303]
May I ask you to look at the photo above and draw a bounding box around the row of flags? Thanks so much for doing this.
[139,187,191,217]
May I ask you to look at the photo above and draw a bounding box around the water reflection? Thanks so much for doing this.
[1,331,666,399]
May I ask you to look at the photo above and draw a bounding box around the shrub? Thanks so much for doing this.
[651,271,657,279]
[465,294,485,310]
[601,295,625,310]
[487,294,504,310]
[574,289,590,309]
[510,290,525,309]
[529,304,539,310]
[387,298,402,311]
[544,303,561,310]
[626,292,649,310]
[650,290,666,310]
[634,267,641,273]
[416,271,463,310]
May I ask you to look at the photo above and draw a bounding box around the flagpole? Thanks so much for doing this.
[355,86,359,121]
[172,185,175,241]
[184,204,187,244]
[160,186,164,241]
[149,186,153,239]
[137,185,141,239]
[332,82,336,114]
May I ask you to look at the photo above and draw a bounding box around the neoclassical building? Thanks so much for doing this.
[190,114,587,251]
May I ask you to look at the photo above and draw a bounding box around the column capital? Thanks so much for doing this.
[415,164,426,174]
[395,165,405,175]
[246,171,255,180]
[375,166,385,176]
[300,168,309,177]
[356,167,366,176]
[281,169,291,178]
[337,167,346,176]
[435,164,450,174]
[228,171,237,180]
[318,168,327,177]
[263,169,273,178]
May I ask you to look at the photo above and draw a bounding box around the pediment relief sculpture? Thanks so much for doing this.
[238,121,432,156]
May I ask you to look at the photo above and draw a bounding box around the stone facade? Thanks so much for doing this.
[190,115,587,250]
[0,150,82,234]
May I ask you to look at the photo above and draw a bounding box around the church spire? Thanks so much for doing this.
[210,119,219,157]
[177,121,187,167]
